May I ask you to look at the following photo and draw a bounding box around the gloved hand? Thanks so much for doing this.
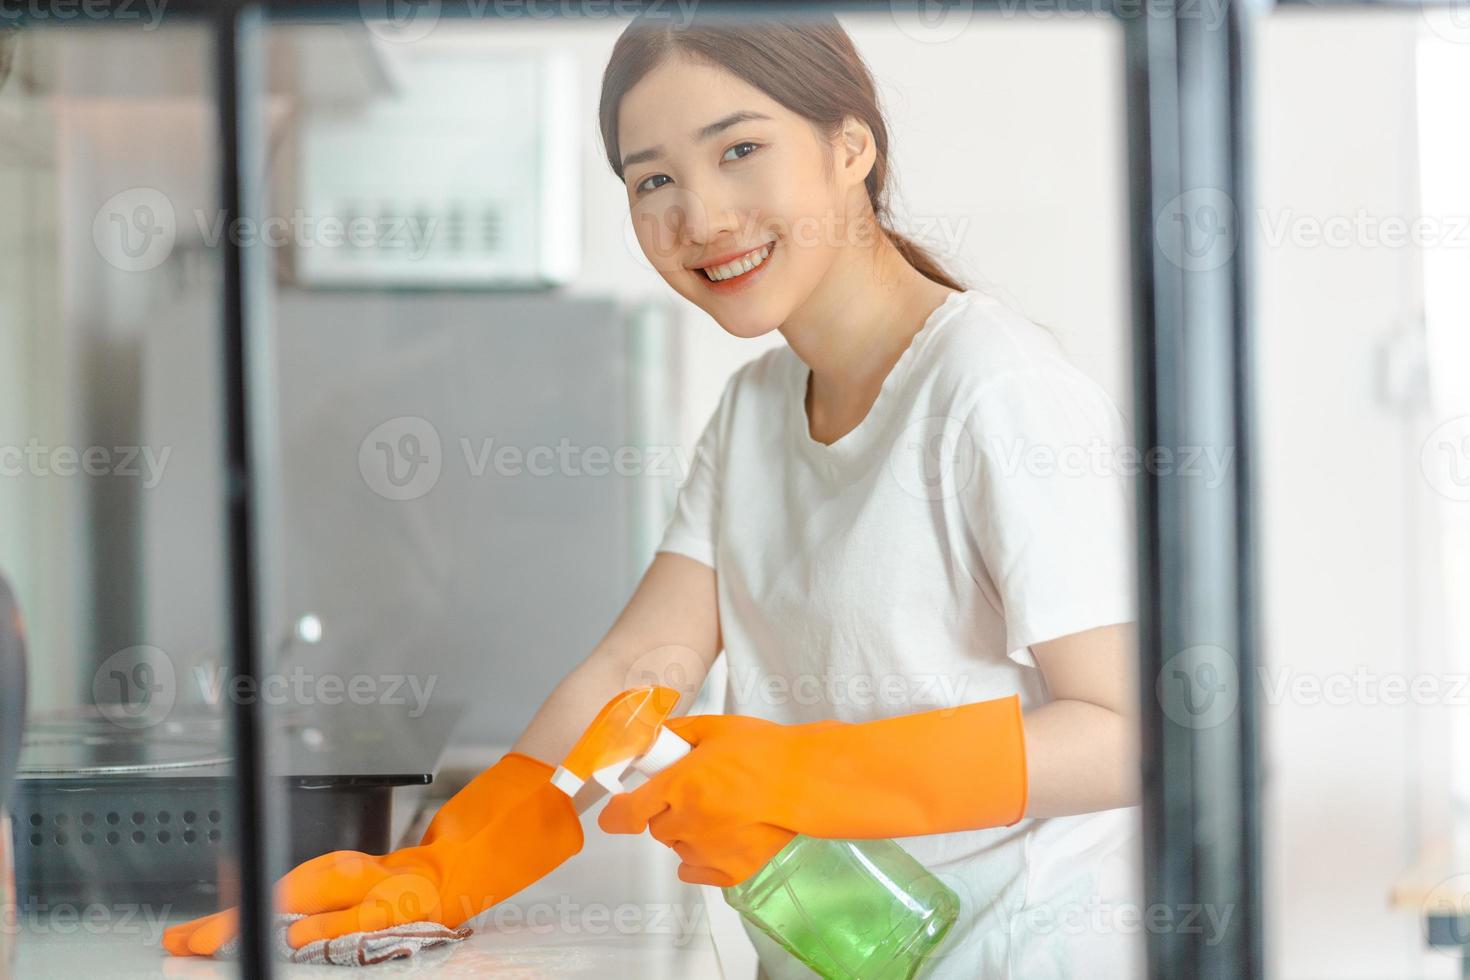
[598,695,1028,887]
[163,770,582,956]
[418,751,559,845]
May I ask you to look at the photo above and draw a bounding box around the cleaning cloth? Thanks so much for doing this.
[214,913,471,966]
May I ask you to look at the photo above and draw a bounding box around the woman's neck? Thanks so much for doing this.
[779,232,957,444]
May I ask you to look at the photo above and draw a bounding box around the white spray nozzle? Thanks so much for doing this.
[633,725,692,778]
[552,724,692,813]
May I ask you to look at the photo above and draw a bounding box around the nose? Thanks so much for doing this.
[669,182,746,261]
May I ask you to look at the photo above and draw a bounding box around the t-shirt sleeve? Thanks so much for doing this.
[960,367,1139,668]
[654,376,733,570]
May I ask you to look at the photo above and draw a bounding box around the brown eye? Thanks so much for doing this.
[723,142,760,162]
[636,174,672,195]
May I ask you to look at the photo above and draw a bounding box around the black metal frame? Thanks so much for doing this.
[10,0,1450,975]
[213,6,272,975]
[1124,0,1263,976]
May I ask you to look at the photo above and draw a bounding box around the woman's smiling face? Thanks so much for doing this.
[617,55,858,339]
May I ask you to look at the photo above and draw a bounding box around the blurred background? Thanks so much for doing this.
[0,5,1468,978]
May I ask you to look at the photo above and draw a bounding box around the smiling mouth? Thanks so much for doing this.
[699,240,776,282]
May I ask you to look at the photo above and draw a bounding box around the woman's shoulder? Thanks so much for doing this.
[717,342,799,411]
[926,289,1072,384]
[923,288,1122,420]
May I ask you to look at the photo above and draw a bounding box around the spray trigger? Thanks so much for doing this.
[551,685,682,801]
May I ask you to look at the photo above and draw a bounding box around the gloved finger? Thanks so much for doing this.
[598,778,673,835]
[678,825,797,884]
[646,810,739,855]
[677,861,737,888]
[276,850,396,915]
[646,807,690,847]
[161,907,235,956]
[286,872,443,948]
[161,914,206,956]
[182,907,241,956]
[681,840,777,889]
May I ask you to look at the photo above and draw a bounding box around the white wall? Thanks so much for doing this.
[1254,11,1443,979]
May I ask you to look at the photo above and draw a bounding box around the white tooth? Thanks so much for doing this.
[707,243,771,282]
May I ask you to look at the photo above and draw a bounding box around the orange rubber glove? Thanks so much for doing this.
[598,694,1028,887]
[162,777,582,956]
[418,751,559,845]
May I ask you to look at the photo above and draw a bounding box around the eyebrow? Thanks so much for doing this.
[620,110,773,173]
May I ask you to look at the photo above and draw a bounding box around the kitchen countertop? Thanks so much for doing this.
[13,795,734,978]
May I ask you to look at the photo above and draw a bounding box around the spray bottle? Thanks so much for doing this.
[550,686,960,980]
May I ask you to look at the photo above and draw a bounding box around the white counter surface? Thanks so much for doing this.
[14,805,735,979]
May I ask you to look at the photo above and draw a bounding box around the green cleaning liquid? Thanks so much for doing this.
[722,834,960,980]
[626,723,962,979]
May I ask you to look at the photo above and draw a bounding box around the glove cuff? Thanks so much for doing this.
[782,694,1030,838]
[496,750,557,784]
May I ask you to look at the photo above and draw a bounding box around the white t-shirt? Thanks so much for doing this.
[657,287,1145,979]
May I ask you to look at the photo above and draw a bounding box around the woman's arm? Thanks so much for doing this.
[510,551,722,765]
[1022,621,1142,817]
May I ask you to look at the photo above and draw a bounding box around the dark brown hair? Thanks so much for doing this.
[598,10,964,292]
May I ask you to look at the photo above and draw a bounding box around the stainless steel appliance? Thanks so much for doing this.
[11,702,461,913]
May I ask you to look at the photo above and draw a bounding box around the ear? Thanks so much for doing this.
[835,114,878,189]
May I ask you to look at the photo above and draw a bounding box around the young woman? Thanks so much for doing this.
[166,12,1142,978]
[581,14,1144,977]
